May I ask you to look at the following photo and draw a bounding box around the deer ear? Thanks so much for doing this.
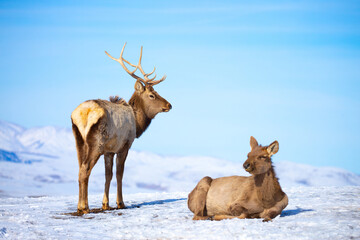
[134,81,145,93]
[267,141,279,156]
[250,136,258,150]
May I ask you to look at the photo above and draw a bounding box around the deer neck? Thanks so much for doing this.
[129,94,152,138]
[253,167,284,208]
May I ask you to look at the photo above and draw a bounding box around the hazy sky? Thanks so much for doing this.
[1,0,360,173]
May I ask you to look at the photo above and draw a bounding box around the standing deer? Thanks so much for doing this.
[71,43,172,213]
[188,136,288,222]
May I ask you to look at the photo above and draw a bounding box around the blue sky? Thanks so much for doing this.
[1,0,360,173]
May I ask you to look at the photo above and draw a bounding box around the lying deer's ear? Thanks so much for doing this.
[250,136,258,150]
[267,141,279,156]
[134,81,145,93]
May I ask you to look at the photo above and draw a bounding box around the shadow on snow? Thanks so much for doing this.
[280,207,314,217]
[127,198,187,209]
[62,198,187,217]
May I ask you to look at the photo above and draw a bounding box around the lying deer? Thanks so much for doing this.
[188,136,288,222]
[71,43,172,213]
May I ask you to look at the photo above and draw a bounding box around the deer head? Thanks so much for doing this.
[105,43,172,119]
[243,136,279,175]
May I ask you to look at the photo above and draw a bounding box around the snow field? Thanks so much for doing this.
[1,120,360,239]
[0,187,359,240]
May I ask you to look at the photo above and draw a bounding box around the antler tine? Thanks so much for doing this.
[145,66,156,77]
[120,43,140,75]
[135,46,150,81]
[105,43,143,81]
[136,46,165,83]
[122,58,138,74]
[147,73,157,81]
[106,43,166,85]
[148,74,167,86]
[142,66,156,81]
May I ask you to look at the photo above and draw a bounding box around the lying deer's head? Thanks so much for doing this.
[105,43,172,118]
[243,136,279,175]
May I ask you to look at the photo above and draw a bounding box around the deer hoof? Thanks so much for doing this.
[117,202,126,209]
[77,208,90,215]
[102,203,110,210]
[192,215,211,220]
[262,217,272,222]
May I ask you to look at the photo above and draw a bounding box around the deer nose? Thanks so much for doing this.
[243,163,250,170]
[162,103,172,112]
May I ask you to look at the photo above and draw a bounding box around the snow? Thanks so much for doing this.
[0,120,25,152]
[0,120,360,239]
[17,126,74,155]
[0,187,359,240]
[276,161,360,187]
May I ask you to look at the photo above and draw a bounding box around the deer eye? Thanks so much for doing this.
[149,94,155,100]
[259,156,267,160]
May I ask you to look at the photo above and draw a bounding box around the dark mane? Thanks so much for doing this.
[128,93,152,138]
[109,95,128,106]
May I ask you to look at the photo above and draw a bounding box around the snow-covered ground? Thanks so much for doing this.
[0,120,360,239]
[0,187,359,239]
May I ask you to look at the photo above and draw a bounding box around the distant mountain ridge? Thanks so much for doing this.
[0,119,359,197]
[0,120,74,155]
[0,120,26,152]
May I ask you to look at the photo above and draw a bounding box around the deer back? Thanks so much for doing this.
[71,99,136,152]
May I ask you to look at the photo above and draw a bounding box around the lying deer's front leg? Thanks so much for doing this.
[102,153,114,210]
[229,202,248,217]
[260,208,278,222]
[260,194,289,222]
[212,214,248,221]
[192,216,212,220]
[212,202,255,220]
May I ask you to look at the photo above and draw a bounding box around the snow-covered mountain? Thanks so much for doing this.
[0,120,73,156]
[0,119,359,197]
[0,120,26,152]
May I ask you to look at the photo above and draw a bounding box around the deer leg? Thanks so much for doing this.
[78,164,88,213]
[211,202,250,221]
[188,176,213,220]
[78,147,101,213]
[115,145,130,209]
[260,209,278,222]
[102,153,114,210]
[192,215,212,220]
[193,199,249,221]
[78,162,93,213]
[212,202,249,221]
[73,124,88,212]
[212,214,247,221]
[260,194,288,222]
[228,202,248,219]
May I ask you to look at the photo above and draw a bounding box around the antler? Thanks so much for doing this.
[105,43,166,86]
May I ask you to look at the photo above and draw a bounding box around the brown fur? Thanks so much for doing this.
[109,95,128,106]
[128,91,152,138]
[188,176,213,217]
[188,136,288,222]
[71,45,171,213]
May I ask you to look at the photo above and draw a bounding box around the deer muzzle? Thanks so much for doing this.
[162,103,172,112]
[243,162,253,173]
